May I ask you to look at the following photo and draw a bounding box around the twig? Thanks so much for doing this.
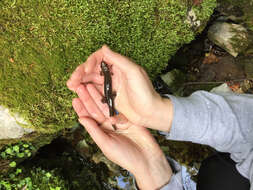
[183,78,253,86]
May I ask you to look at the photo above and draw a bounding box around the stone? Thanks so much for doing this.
[0,106,34,139]
[161,69,184,87]
[210,83,232,93]
[244,61,253,78]
[208,22,248,57]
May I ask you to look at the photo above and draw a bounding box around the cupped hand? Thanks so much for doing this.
[72,83,172,190]
[67,45,173,132]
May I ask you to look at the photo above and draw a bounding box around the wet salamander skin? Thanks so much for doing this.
[101,61,115,117]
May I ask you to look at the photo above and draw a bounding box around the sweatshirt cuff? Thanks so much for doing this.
[160,93,209,143]
[160,173,184,190]
[133,173,183,190]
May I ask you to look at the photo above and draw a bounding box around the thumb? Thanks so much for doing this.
[110,113,131,130]
[102,45,138,72]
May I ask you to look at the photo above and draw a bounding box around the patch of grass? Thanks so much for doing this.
[0,0,216,132]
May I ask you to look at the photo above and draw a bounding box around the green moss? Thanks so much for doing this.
[192,0,217,32]
[0,0,216,132]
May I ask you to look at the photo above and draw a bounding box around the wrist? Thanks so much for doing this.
[146,96,173,132]
[134,154,172,190]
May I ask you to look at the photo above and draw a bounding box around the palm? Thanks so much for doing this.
[67,46,173,189]
[67,46,161,127]
[100,123,163,173]
[71,82,163,174]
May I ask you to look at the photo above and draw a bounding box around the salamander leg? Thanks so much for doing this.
[112,92,117,98]
[101,97,107,103]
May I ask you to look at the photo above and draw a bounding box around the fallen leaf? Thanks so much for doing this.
[203,52,219,64]
[227,82,241,92]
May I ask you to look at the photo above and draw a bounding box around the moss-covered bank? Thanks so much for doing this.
[0,0,216,133]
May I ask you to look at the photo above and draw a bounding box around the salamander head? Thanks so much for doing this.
[101,61,109,72]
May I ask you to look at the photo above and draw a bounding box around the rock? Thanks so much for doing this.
[199,55,245,81]
[210,83,232,93]
[244,61,253,78]
[208,22,248,57]
[235,56,253,78]
[92,152,119,174]
[161,69,186,95]
[161,69,185,87]
[0,106,34,139]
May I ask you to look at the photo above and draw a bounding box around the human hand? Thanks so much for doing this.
[72,83,172,190]
[67,45,173,132]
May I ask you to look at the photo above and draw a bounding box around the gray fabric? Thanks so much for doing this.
[160,91,253,190]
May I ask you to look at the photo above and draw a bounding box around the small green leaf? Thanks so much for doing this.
[17,153,25,158]
[45,172,52,178]
[5,148,12,155]
[15,168,22,175]
[1,152,7,159]
[13,145,19,152]
[9,161,16,168]
[25,150,30,153]
[9,173,15,179]
[23,144,29,148]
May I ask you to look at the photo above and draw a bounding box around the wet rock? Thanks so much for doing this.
[0,106,34,139]
[200,55,245,81]
[161,69,186,95]
[208,22,248,57]
[161,70,179,87]
[244,60,253,78]
[235,56,253,78]
[92,152,119,174]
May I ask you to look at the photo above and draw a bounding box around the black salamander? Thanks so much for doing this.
[100,61,117,130]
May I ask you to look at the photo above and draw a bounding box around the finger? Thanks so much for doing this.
[84,48,104,74]
[102,45,138,71]
[79,117,111,149]
[81,73,104,85]
[67,65,85,91]
[72,98,90,117]
[67,48,104,91]
[109,113,131,130]
[76,85,106,123]
[86,83,110,116]
[110,113,128,125]
[93,84,104,95]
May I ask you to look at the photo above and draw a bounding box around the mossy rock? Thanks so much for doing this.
[217,0,253,31]
[0,0,216,133]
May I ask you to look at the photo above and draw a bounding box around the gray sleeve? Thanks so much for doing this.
[161,91,253,190]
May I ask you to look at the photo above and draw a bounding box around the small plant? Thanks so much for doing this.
[0,167,67,190]
[9,161,16,168]
[0,142,35,160]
